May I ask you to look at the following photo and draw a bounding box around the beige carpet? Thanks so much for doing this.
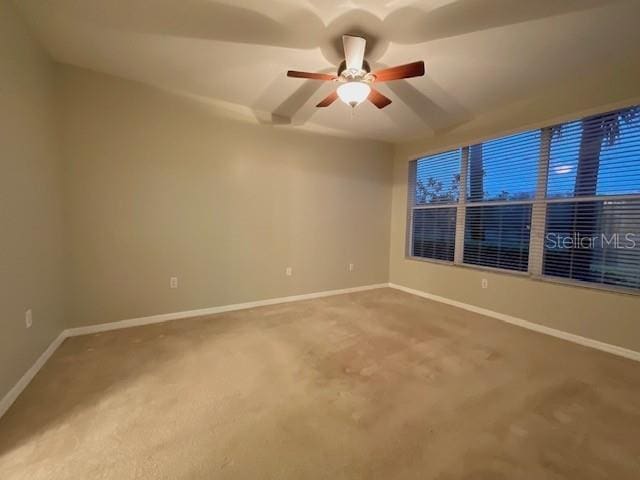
[1,288,639,479]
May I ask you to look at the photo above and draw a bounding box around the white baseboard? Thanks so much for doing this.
[389,283,640,363]
[65,283,389,337]
[0,282,388,420]
[0,331,68,419]
[6,281,635,421]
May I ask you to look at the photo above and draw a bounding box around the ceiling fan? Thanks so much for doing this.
[287,35,425,110]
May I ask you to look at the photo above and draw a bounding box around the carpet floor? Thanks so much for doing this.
[0,288,639,479]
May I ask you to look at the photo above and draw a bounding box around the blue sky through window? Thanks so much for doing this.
[467,130,540,201]
[548,116,640,197]
[415,149,461,204]
[417,111,640,204]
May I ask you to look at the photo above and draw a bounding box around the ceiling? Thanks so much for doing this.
[15,0,640,143]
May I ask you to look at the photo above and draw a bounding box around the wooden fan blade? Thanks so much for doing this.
[316,91,338,108]
[373,61,425,83]
[287,70,337,81]
[368,88,392,109]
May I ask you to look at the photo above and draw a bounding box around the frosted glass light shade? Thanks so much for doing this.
[337,81,371,107]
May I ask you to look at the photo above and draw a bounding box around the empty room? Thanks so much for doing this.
[2,0,640,478]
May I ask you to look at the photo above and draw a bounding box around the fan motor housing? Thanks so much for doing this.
[337,59,371,77]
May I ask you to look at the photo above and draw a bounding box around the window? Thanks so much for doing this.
[466,131,540,202]
[544,200,640,289]
[408,149,461,262]
[463,131,540,271]
[543,108,640,289]
[464,204,532,272]
[412,208,457,261]
[407,104,640,292]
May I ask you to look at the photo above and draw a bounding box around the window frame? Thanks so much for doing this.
[405,107,640,296]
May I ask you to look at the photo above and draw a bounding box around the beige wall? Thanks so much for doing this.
[0,1,66,399]
[58,66,393,327]
[3,7,640,404]
[389,76,640,352]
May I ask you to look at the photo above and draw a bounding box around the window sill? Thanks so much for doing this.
[535,274,640,297]
[406,254,528,277]
[404,255,639,296]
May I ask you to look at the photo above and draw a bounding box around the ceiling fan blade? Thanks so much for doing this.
[368,88,392,109]
[373,61,425,83]
[342,35,366,71]
[287,71,337,81]
[316,91,338,108]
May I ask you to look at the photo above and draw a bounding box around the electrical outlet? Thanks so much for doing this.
[285,267,293,276]
[348,263,355,272]
[170,277,178,289]
[25,309,33,328]
[481,278,488,289]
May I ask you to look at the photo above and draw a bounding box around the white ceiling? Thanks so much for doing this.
[15,0,640,142]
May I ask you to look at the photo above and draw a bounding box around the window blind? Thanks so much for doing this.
[406,104,640,293]
[547,110,640,198]
[414,149,461,205]
[463,131,539,271]
[543,108,640,289]
[467,130,540,202]
[408,149,461,262]
[544,200,640,288]
[464,204,532,272]
[412,208,457,261]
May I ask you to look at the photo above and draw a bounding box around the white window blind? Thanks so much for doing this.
[544,200,640,289]
[411,208,457,261]
[406,104,640,293]
[463,131,540,272]
[408,149,461,262]
[543,108,640,289]
[464,204,532,272]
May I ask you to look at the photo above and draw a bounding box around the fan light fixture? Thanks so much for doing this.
[337,81,371,108]
[287,35,425,111]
